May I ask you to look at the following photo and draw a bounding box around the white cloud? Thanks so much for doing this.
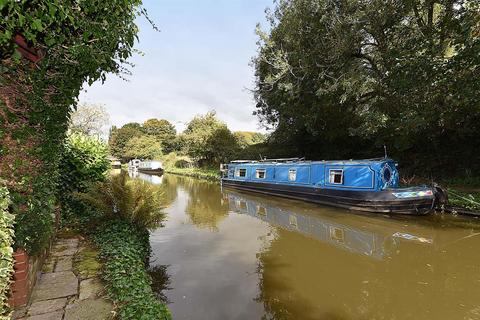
[79,0,273,134]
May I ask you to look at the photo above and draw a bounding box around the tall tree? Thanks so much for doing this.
[124,135,163,160]
[181,111,238,165]
[69,103,109,137]
[108,123,143,159]
[254,0,480,176]
[142,119,177,153]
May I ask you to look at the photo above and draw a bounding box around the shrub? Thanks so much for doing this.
[0,185,14,319]
[59,132,110,195]
[92,220,171,320]
[58,132,109,228]
[77,172,166,230]
[14,176,56,255]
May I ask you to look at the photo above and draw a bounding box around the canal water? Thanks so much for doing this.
[138,173,480,320]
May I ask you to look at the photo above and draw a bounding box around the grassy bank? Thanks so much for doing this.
[164,167,220,182]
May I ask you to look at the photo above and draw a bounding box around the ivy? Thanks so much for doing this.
[0,185,14,319]
[92,220,171,320]
[0,0,147,256]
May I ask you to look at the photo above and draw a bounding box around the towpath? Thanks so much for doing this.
[13,236,113,320]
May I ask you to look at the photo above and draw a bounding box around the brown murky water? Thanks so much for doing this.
[141,173,480,320]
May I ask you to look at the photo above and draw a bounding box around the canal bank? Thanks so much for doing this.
[163,167,220,182]
[139,173,480,320]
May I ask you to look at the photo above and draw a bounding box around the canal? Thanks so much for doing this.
[138,173,480,320]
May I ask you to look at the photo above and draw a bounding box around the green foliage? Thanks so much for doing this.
[108,123,144,159]
[125,135,163,160]
[161,152,193,170]
[254,0,480,176]
[1,0,146,255]
[77,172,167,230]
[1,0,143,77]
[59,132,110,194]
[109,119,178,159]
[181,111,239,165]
[13,176,56,255]
[447,189,480,211]
[0,186,14,319]
[164,167,220,182]
[142,119,177,154]
[234,131,266,149]
[58,132,109,228]
[92,220,171,320]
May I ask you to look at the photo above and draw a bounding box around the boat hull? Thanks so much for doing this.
[221,179,434,215]
[137,168,164,174]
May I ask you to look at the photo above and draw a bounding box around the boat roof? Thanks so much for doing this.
[229,157,394,166]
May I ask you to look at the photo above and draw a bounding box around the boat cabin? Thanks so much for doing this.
[222,158,399,191]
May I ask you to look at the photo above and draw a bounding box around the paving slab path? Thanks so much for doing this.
[13,236,114,320]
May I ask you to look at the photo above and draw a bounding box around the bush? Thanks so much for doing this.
[92,220,171,320]
[58,132,110,228]
[161,152,193,170]
[14,176,57,255]
[0,186,14,319]
[59,132,110,195]
[77,172,166,230]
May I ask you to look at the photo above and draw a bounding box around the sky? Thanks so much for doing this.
[79,0,274,133]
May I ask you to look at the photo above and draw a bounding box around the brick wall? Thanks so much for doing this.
[8,249,28,307]
[8,247,48,308]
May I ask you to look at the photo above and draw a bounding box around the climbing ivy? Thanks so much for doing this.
[0,0,146,255]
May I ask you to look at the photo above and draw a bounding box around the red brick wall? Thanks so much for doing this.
[9,249,29,307]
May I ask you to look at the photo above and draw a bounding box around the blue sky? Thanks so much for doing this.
[79,0,273,133]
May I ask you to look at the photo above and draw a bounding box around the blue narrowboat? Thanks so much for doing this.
[220,158,439,215]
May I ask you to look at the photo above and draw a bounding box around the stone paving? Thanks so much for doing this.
[13,237,114,320]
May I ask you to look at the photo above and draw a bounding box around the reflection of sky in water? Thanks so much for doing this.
[129,170,163,184]
[150,188,271,320]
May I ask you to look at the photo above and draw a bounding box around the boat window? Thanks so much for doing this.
[382,166,392,183]
[255,169,266,179]
[329,169,343,184]
[235,168,247,177]
[288,169,296,181]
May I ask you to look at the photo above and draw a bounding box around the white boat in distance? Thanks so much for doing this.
[137,160,163,174]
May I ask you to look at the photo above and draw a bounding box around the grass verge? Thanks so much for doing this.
[164,167,220,182]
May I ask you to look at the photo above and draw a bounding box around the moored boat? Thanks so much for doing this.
[220,158,441,215]
[137,160,163,174]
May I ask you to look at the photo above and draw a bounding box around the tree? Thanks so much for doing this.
[142,119,177,153]
[124,135,163,160]
[181,111,238,165]
[108,123,143,159]
[234,131,266,149]
[69,103,109,137]
[254,0,480,176]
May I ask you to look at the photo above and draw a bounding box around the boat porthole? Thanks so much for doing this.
[382,165,392,184]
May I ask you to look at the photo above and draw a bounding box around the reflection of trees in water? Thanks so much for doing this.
[176,176,229,231]
[254,224,480,320]
[157,174,178,208]
[148,264,172,304]
[254,232,323,320]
